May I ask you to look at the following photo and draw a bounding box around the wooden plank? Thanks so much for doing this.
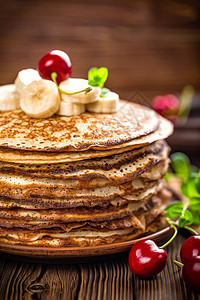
[0,234,199,300]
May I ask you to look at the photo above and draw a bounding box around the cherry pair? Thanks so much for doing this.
[177,235,200,290]
[128,235,200,291]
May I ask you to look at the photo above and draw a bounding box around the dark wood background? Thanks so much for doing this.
[0,0,199,100]
[0,1,200,299]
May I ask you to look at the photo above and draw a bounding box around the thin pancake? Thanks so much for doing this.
[0,188,170,223]
[0,140,169,182]
[0,175,159,200]
[0,114,173,164]
[0,189,171,231]
[0,101,159,151]
[0,159,168,192]
[0,227,138,247]
[0,214,168,247]
[0,180,164,209]
[0,216,143,232]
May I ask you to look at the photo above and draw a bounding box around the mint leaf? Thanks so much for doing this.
[97,68,108,85]
[179,210,193,227]
[165,201,184,218]
[88,79,100,87]
[189,209,200,225]
[88,68,100,87]
[181,174,200,198]
[171,152,191,182]
[88,67,98,79]
[164,171,173,182]
[101,87,110,95]
[197,170,200,193]
[189,197,200,211]
[165,152,200,234]
[88,67,108,88]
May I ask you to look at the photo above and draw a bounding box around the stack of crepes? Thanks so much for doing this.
[0,101,173,247]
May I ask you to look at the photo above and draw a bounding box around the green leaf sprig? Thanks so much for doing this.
[88,67,110,96]
[165,152,200,234]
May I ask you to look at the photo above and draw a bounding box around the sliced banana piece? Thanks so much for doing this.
[0,84,20,112]
[15,68,41,94]
[86,91,119,113]
[20,80,60,119]
[59,78,101,104]
[57,101,85,116]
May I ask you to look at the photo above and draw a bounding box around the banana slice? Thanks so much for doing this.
[86,91,119,113]
[20,80,60,119]
[15,68,41,94]
[0,84,20,112]
[59,78,101,104]
[57,101,85,116]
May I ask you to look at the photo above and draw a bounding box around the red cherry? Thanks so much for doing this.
[128,240,168,278]
[37,50,72,84]
[152,94,180,118]
[180,235,200,264]
[182,256,200,291]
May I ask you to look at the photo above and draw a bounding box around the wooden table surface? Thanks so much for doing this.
[0,233,200,300]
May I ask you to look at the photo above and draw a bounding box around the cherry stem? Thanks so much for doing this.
[160,218,178,249]
[173,260,183,268]
[159,218,198,249]
[183,226,198,235]
[51,72,92,95]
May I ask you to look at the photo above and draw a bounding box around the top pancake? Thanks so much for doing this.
[0,100,161,152]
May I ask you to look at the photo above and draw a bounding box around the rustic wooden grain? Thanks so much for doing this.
[0,234,199,300]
